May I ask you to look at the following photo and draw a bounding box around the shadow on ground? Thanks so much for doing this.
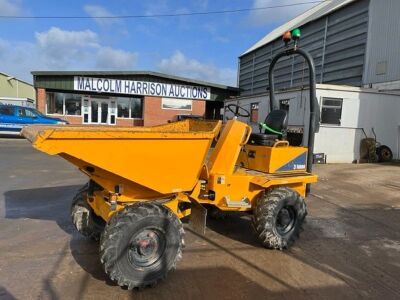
[0,286,17,300]
[3,185,400,298]
[0,135,24,139]
[4,185,82,234]
[206,212,260,247]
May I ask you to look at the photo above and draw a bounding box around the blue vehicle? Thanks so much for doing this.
[0,104,68,135]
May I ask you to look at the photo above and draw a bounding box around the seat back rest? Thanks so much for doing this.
[263,109,288,134]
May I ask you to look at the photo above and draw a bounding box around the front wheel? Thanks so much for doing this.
[100,202,184,290]
[253,187,306,249]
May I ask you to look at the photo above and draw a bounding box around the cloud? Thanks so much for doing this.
[0,38,10,54]
[193,0,208,10]
[0,0,21,16]
[0,27,138,82]
[143,0,168,16]
[203,23,230,43]
[96,47,138,69]
[158,51,236,86]
[84,5,118,26]
[0,40,38,82]
[35,27,99,68]
[247,0,316,26]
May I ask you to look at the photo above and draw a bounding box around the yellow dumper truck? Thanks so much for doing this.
[22,29,319,290]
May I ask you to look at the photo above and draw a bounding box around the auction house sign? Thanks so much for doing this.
[74,76,211,100]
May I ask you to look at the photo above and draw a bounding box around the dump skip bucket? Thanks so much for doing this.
[22,120,221,194]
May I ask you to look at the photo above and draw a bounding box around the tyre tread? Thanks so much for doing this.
[100,202,184,290]
[253,187,306,250]
[71,185,104,241]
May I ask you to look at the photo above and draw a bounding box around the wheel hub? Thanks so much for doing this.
[276,206,296,235]
[128,229,165,267]
[382,149,391,159]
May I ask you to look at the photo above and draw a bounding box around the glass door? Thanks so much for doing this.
[100,101,109,124]
[91,100,99,123]
[83,98,89,123]
[89,99,109,124]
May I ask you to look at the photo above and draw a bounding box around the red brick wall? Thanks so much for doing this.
[61,115,82,124]
[36,88,46,113]
[143,96,206,126]
[116,118,144,126]
[34,88,204,127]
[50,116,144,126]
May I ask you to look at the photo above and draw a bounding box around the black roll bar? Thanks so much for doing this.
[268,48,320,193]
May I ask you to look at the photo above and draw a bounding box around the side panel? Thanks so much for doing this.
[238,144,308,173]
[0,106,23,134]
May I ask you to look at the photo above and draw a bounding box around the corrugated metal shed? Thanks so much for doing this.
[241,0,356,56]
[239,0,369,96]
[363,0,400,85]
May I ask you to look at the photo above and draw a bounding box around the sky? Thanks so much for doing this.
[0,0,318,86]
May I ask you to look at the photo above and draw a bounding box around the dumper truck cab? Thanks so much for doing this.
[22,29,319,290]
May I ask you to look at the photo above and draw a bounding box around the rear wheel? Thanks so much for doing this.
[70,184,105,241]
[253,187,306,249]
[376,145,393,162]
[100,202,184,290]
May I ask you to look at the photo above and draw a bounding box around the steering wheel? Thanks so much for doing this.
[226,104,250,118]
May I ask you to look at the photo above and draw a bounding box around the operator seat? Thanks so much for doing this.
[248,109,288,146]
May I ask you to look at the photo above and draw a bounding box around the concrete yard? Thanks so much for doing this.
[1,138,400,299]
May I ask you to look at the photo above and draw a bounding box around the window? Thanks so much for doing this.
[17,108,26,117]
[131,98,142,118]
[24,108,38,117]
[16,107,37,117]
[27,108,45,117]
[117,97,143,118]
[16,107,38,117]
[47,92,84,115]
[65,94,82,115]
[321,97,343,125]
[46,93,64,114]
[117,98,130,118]
[279,99,290,112]
[250,103,259,123]
[0,106,14,116]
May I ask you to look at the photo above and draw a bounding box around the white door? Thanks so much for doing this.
[89,99,109,124]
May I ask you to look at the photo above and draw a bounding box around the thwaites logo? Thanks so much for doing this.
[293,164,306,170]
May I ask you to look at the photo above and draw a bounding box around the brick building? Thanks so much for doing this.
[32,71,237,126]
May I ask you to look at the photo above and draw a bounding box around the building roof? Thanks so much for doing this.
[0,71,33,87]
[31,70,238,92]
[241,0,356,56]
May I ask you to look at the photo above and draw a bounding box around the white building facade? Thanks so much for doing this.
[225,85,400,163]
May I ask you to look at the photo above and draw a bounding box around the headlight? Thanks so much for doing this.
[57,121,68,125]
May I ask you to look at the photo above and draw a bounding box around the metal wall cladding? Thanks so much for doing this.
[239,0,370,97]
[363,0,400,85]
